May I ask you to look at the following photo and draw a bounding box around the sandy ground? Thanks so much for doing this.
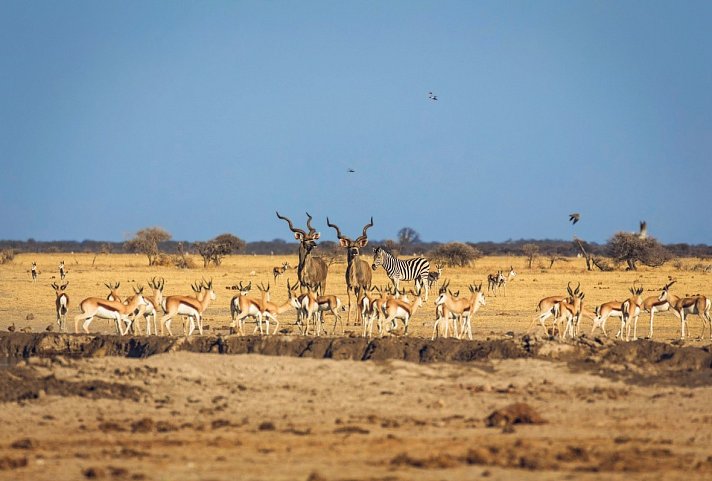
[1,339,711,481]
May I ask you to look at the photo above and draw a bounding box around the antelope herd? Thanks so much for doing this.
[25,212,711,343]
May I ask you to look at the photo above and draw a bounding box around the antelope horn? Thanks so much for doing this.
[305,212,315,233]
[276,211,306,235]
[326,217,347,240]
[574,282,581,295]
[357,217,374,241]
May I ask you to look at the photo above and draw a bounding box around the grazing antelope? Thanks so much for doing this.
[74,286,147,335]
[658,281,712,340]
[326,217,373,326]
[276,212,329,295]
[621,283,645,341]
[459,283,487,341]
[31,262,38,282]
[59,260,66,280]
[371,246,430,301]
[160,279,216,336]
[51,282,69,332]
[272,261,291,284]
[380,288,424,337]
[427,264,443,292]
[590,301,624,337]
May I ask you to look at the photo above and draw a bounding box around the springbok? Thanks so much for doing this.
[658,281,712,340]
[591,301,624,337]
[74,286,147,335]
[326,217,373,326]
[160,280,216,336]
[552,285,585,339]
[380,287,424,337]
[641,293,678,339]
[459,283,487,341]
[497,266,516,296]
[272,261,291,284]
[531,282,580,334]
[433,280,468,340]
[427,264,443,292]
[59,260,66,280]
[620,283,645,341]
[276,212,329,295]
[51,282,69,332]
[31,262,38,282]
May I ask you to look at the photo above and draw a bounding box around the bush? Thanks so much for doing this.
[607,232,671,270]
[430,242,482,267]
[0,249,15,264]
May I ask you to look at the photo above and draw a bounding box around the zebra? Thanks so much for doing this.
[371,246,430,301]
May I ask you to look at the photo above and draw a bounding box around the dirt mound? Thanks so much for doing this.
[0,364,145,403]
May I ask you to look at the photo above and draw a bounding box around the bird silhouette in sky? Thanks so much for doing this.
[569,213,580,225]
[428,91,438,101]
[347,169,355,173]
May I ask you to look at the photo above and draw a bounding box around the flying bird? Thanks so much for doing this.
[428,91,438,101]
[347,169,355,173]
[639,221,647,239]
[569,213,580,225]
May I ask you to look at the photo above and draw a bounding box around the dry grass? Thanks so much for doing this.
[1,252,711,342]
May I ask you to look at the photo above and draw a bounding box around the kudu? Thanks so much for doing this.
[276,211,329,295]
[326,216,373,326]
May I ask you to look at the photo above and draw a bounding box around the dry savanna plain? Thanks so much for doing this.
[1,253,712,481]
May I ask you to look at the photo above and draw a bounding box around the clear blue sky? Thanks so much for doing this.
[1,1,710,244]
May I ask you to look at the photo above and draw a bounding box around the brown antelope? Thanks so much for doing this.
[31,262,38,282]
[363,286,393,338]
[229,281,262,335]
[160,279,216,336]
[272,261,291,284]
[658,281,712,340]
[143,277,165,336]
[621,283,645,341]
[59,260,66,280]
[74,286,147,335]
[258,281,300,335]
[326,217,373,326]
[531,282,580,333]
[487,271,501,295]
[380,288,424,337]
[459,283,487,340]
[276,212,329,295]
[316,293,344,335]
[552,285,585,339]
[642,293,678,339]
[51,282,69,332]
[433,280,468,339]
[591,301,624,337]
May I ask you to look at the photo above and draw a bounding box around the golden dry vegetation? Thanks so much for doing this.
[2,252,711,342]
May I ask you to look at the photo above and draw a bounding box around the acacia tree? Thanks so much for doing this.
[430,242,482,267]
[398,227,421,246]
[522,243,539,269]
[195,233,246,267]
[124,227,171,266]
[607,232,671,270]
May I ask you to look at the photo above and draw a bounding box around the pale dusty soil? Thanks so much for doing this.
[1,350,711,481]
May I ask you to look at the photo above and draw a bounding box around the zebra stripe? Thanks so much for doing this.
[372,247,430,295]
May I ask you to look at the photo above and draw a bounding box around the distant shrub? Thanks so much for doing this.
[430,242,482,267]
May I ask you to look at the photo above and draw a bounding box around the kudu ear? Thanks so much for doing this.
[338,238,350,248]
[357,237,368,247]
[311,232,321,240]
[294,232,304,241]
